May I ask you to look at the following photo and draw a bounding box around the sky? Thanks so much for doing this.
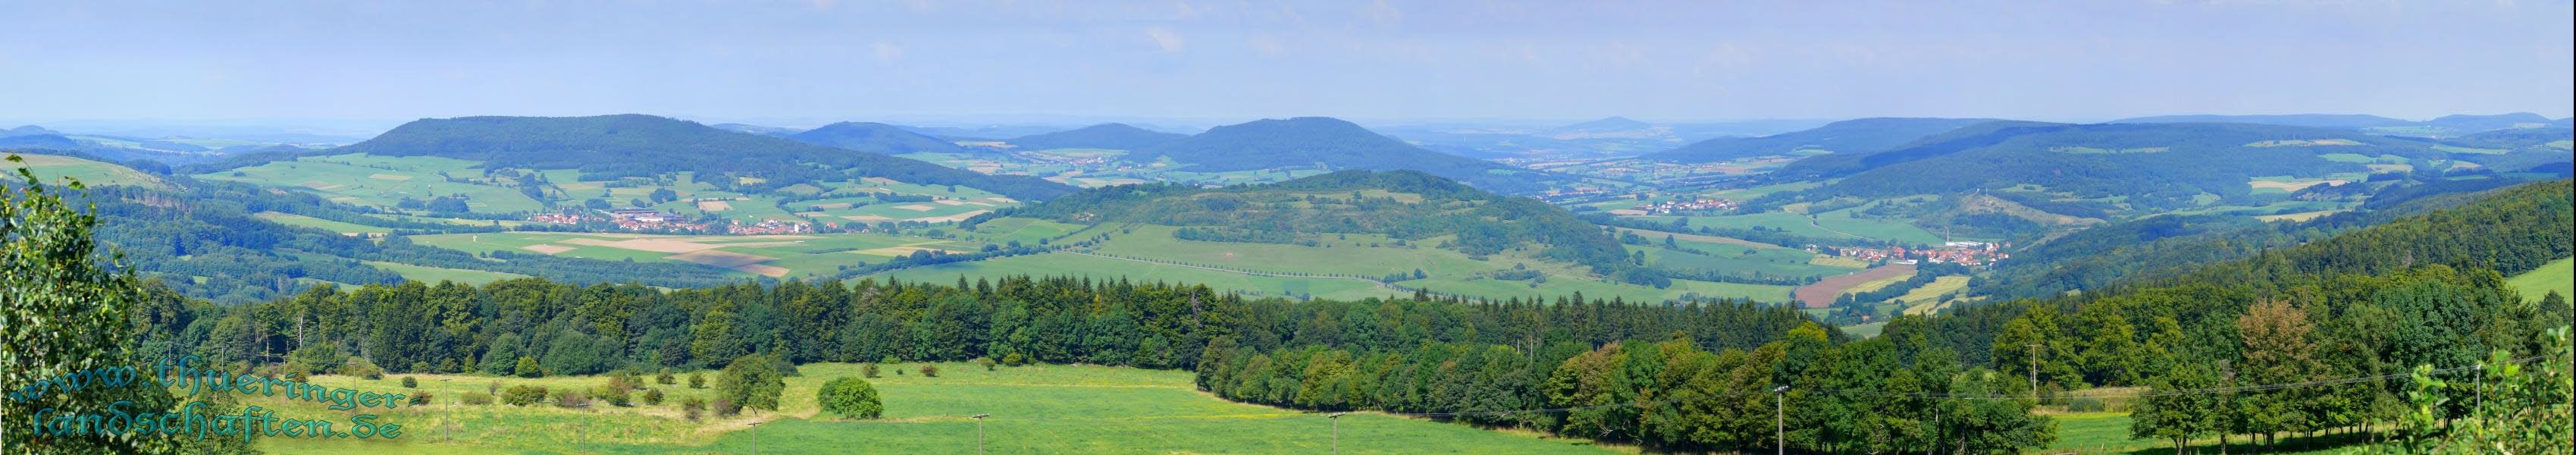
[2,0,2571,127]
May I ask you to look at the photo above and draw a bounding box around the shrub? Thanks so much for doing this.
[410,391,434,406]
[1002,353,1028,366]
[555,390,591,408]
[599,386,633,406]
[516,356,544,378]
[682,397,706,421]
[502,385,547,406]
[715,353,787,413]
[2068,397,2108,413]
[862,363,879,378]
[714,398,741,416]
[657,370,676,385]
[460,391,494,406]
[340,356,385,379]
[401,376,418,388]
[688,372,707,388]
[920,364,939,378]
[487,381,502,394]
[973,358,996,372]
[816,377,884,419]
[642,388,666,406]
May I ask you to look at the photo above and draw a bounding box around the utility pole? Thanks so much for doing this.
[744,421,764,455]
[1772,386,1789,455]
[2025,344,2042,403]
[2474,362,2485,421]
[970,413,992,455]
[1327,412,1352,455]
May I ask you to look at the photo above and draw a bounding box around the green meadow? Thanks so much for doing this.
[8,152,171,189]
[404,231,992,279]
[2508,257,2574,303]
[253,363,1614,454]
[198,153,545,213]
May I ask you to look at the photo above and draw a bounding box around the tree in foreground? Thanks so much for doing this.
[817,377,885,419]
[2,158,251,453]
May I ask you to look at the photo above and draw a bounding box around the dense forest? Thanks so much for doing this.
[1136,117,1575,194]
[1001,123,1186,151]
[1639,117,1997,164]
[314,115,1075,199]
[987,170,1665,285]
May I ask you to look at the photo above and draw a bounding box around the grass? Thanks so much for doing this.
[1896,276,1970,315]
[362,260,532,285]
[2507,257,2574,303]
[876,252,1396,300]
[255,362,1615,454]
[5,152,171,189]
[1639,209,1945,245]
[405,231,991,279]
[198,153,545,213]
[257,212,395,235]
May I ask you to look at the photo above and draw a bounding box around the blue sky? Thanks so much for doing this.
[2,0,2569,127]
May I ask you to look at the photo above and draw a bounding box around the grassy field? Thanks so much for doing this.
[6,152,171,189]
[257,212,395,235]
[1897,276,1971,315]
[406,231,991,279]
[1634,209,1946,245]
[2508,257,2574,303]
[255,362,1614,454]
[199,154,546,213]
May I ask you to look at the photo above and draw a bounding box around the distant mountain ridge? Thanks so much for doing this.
[2110,114,2415,129]
[786,121,982,155]
[1638,118,1999,163]
[328,115,1075,200]
[1138,117,1575,194]
[1004,123,1186,151]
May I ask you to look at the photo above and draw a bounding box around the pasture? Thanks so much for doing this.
[254,362,1612,454]
[406,231,990,279]
[256,212,395,236]
[2508,257,2574,303]
[197,153,546,213]
[5,152,171,188]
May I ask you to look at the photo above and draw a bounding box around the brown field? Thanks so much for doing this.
[914,209,992,223]
[519,244,575,255]
[697,200,734,211]
[732,264,790,277]
[893,204,937,211]
[934,199,966,206]
[664,249,776,268]
[1794,265,1917,308]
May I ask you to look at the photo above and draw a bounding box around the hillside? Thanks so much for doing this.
[785,121,982,155]
[1772,122,2461,212]
[1003,123,1185,151]
[2109,113,2415,129]
[1637,117,1998,163]
[992,170,1649,282]
[330,115,1073,200]
[1136,117,1575,194]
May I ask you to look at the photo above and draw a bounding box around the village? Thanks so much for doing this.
[528,208,811,234]
[1820,240,2013,266]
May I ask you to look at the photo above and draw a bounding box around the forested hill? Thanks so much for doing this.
[1763,122,2459,212]
[1636,117,1998,163]
[329,115,1076,200]
[987,170,1658,284]
[784,121,982,155]
[1002,123,1186,151]
[2160,179,2572,290]
[2108,113,2415,129]
[1969,178,2568,300]
[1136,117,1575,194]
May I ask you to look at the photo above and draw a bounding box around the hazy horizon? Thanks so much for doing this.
[3,1,2571,126]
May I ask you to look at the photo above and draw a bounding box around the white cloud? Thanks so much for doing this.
[873,41,904,62]
[1145,27,1186,52]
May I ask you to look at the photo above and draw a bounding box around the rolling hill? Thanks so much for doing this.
[1766,122,2464,211]
[1003,123,1186,151]
[1134,117,1576,194]
[2109,113,2415,129]
[1637,117,1999,163]
[329,115,1073,200]
[785,121,983,155]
